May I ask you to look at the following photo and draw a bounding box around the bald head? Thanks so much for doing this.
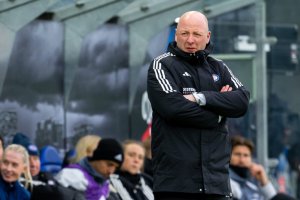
[175,11,211,53]
[177,11,209,32]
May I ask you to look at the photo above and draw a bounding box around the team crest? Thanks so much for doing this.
[212,74,219,82]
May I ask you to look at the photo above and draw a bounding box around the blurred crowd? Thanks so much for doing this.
[0,131,298,200]
[0,133,153,200]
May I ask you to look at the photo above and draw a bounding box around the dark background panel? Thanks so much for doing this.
[65,24,129,147]
[0,20,64,148]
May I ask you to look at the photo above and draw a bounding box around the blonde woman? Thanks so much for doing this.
[74,134,101,163]
[0,144,32,200]
[110,140,154,200]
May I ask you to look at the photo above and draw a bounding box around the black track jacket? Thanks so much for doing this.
[147,42,250,196]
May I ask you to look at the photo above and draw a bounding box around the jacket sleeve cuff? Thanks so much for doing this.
[192,92,206,106]
[261,182,277,200]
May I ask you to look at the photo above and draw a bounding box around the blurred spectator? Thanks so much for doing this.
[287,142,300,199]
[62,149,77,168]
[28,144,55,186]
[276,147,291,194]
[30,148,83,200]
[55,138,123,200]
[229,135,296,200]
[268,94,289,158]
[74,134,101,163]
[0,144,32,200]
[271,193,296,200]
[110,140,154,200]
[0,135,4,161]
[285,113,300,147]
[142,136,153,177]
[12,133,55,186]
[230,135,276,200]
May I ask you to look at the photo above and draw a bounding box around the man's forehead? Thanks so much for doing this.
[106,160,120,166]
[177,21,208,32]
[233,145,251,153]
[96,159,119,166]
[30,155,39,159]
[177,27,206,32]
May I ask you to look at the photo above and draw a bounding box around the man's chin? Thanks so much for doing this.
[31,172,39,176]
[185,49,196,53]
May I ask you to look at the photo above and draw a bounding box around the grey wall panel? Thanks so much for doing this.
[0,20,64,148]
[66,24,129,147]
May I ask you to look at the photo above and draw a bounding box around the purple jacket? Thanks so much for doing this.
[68,159,109,200]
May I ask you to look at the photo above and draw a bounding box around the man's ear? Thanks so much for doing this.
[206,31,211,44]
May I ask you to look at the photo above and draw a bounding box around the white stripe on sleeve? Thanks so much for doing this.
[224,63,243,88]
[152,53,176,93]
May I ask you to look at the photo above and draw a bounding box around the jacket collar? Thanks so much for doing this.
[0,175,18,190]
[168,41,213,63]
[79,157,106,184]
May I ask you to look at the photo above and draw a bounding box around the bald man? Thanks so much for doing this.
[147,11,250,200]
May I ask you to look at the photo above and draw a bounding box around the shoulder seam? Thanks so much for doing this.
[153,52,175,62]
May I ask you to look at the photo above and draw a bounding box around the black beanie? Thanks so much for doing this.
[88,138,123,165]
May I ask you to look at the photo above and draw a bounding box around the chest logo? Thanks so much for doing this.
[183,72,191,77]
[212,74,220,82]
[182,87,196,94]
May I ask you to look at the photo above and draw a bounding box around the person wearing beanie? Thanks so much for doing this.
[55,138,124,200]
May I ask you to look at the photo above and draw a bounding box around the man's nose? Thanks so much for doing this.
[133,156,139,163]
[239,157,248,165]
[187,35,194,43]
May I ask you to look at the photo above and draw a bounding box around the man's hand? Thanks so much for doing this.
[249,163,269,186]
[183,94,196,102]
[220,85,232,92]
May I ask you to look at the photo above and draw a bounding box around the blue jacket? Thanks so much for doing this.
[229,168,276,200]
[0,176,30,200]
